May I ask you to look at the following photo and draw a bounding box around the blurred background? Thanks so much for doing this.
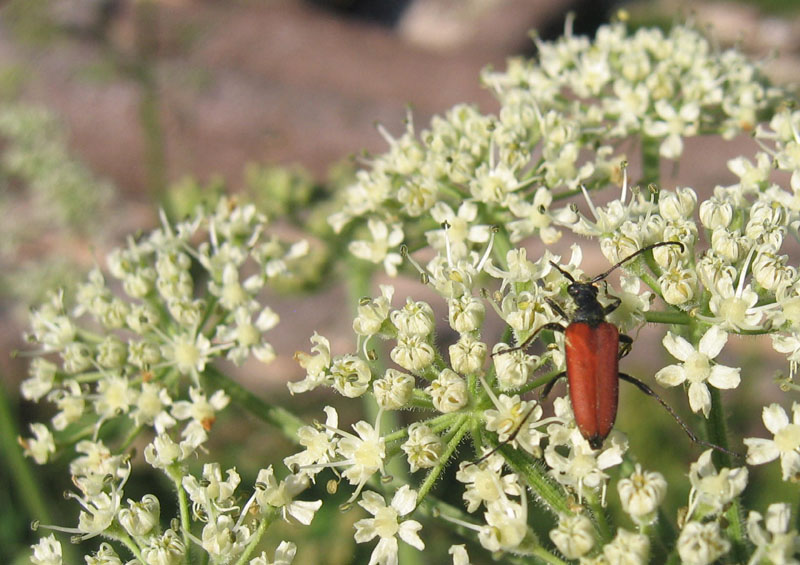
[2,0,800,562]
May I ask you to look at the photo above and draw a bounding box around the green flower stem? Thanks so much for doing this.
[587,494,613,545]
[491,224,513,268]
[529,546,569,565]
[499,444,571,516]
[114,528,145,563]
[119,424,143,452]
[705,387,734,467]
[640,136,661,189]
[0,377,53,534]
[416,414,469,501]
[643,310,690,325]
[409,389,435,410]
[167,463,192,553]
[654,507,677,561]
[517,370,561,396]
[234,507,278,565]
[726,500,748,565]
[203,365,305,443]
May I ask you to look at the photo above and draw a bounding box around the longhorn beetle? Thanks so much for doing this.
[490,241,737,457]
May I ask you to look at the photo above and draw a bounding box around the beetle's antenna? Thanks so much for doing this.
[619,373,742,458]
[549,261,576,283]
[590,241,684,283]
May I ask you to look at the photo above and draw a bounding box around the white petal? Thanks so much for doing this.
[391,486,417,516]
[780,450,800,481]
[358,491,386,516]
[707,365,741,389]
[655,364,687,387]
[744,438,780,465]
[398,520,425,550]
[688,382,711,417]
[354,517,378,543]
[698,326,728,359]
[663,332,694,362]
[369,537,399,565]
[763,404,790,435]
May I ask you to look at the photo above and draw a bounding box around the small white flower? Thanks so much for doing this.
[448,544,471,565]
[687,450,748,520]
[427,369,468,413]
[337,420,386,491]
[456,456,522,513]
[290,332,332,394]
[373,369,415,410]
[161,331,213,378]
[21,358,57,401]
[283,406,339,477]
[390,334,435,373]
[603,528,650,565]
[655,326,741,417]
[30,534,62,565]
[353,285,394,337]
[349,219,404,276]
[131,382,175,433]
[85,541,123,565]
[483,395,545,456]
[402,422,443,472]
[249,541,297,565]
[425,201,490,260]
[354,486,424,565]
[390,298,435,337]
[745,402,800,481]
[492,345,538,390]
[448,294,485,334]
[549,513,595,559]
[201,514,251,562]
[747,503,800,565]
[677,521,731,565]
[141,529,186,564]
[330,354,372,398]
[21,422,55,464]
[479,499,528,552]
[118,494,160,537]
[617,464,667,524]
[255,467,322,525]
[449,334,487,375]
[171,387,229,433]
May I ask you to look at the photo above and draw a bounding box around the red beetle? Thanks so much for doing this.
[491,241,735,455]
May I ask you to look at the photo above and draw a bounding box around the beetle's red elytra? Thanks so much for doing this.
[565,321,619,449]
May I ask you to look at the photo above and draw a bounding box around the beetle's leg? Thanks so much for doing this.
[618,373,741,458]
[618,334,633,359]
[545,297,569,320]
[491,322,566,358]
[472,402,540,465]
[602,286,622,316]
[540,371,566,399]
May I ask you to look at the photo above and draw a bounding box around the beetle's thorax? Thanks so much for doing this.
[568,283,606,326]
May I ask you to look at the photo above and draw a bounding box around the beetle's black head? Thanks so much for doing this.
[567,281,598,301]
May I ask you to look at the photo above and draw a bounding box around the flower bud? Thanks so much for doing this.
[427,369,468,413]
[373,369,415,410]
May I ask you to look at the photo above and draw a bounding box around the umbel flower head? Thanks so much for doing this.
[22,15,800,565]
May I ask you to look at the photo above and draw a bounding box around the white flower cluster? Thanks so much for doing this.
[31,460,309,565]
[22,197,313,561]
[281,21,800,565]
[329,21,779,277]
[24,18,800,565]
